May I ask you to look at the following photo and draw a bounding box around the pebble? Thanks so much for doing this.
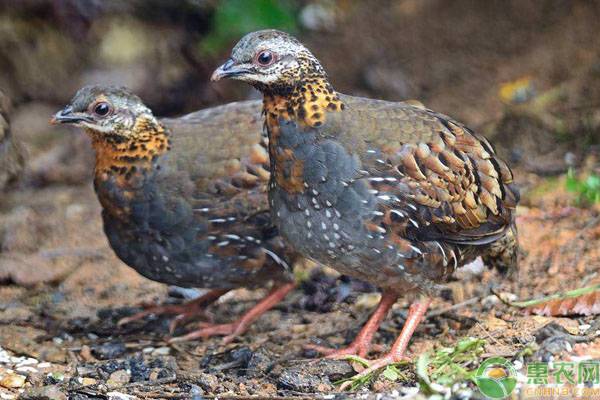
[0,373,26,388]
[92,342,126,360]
[106,392,135,400]
[15,358,38,367]
[0,348,10,363]
[16,366,38,374]
[481,294,500,307]
[196,372,218,392]
[20,385,67,400]
[79,345,93,361]
[81,377,97,386]
[107,370,130,387]
[355,292,381,310]
[151,347,170,356]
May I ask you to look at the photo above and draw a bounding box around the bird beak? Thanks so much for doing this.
[50,106,90,125]
[211,58,247,81]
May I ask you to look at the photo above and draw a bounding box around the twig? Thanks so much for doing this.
[426,297,480,318]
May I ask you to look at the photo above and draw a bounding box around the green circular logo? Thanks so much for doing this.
[475,357,517,399]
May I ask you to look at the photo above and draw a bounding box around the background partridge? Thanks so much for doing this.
[52,86,296,343]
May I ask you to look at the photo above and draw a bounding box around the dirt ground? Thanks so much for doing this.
[1,162,600,399]
[1,1,600,399]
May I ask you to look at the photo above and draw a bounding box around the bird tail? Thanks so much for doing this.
[482,223,519,275]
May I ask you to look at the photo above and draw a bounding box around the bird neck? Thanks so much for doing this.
[89,116,171,182]
[262,75,344,130]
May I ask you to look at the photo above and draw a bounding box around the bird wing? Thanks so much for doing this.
[324,94,519,246]
[156,100,289,273]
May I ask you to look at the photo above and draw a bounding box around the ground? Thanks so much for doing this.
[1,1,600,399]
[0,163,599,400]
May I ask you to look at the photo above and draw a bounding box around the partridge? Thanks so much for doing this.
[212,30,519,377]
[51,86,296,343]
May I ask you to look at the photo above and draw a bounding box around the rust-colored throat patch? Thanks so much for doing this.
[88,117,171,179]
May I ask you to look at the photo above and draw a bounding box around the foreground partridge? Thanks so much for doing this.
[213,30,519,379]
[52,86,296,343]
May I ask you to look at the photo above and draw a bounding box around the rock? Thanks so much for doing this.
[79,345,94,362]
[276,359,355,393]
[196,372,218,392]
[81,377,97,386]
[92,342,126,360]
[355,292,381,310]
[245,348,276,379]
[0,373,26,388]
[107,369,130,388]
[20,385,67,400]
[150,347,170,356]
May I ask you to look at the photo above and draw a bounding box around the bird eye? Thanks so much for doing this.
[93,102,111,117]
[256,50,274,66]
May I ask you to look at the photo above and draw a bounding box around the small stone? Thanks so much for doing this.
[196,372,218,392]
[79,345,93,361]
[579,324,591,333]
[0,373,26,388]
[291,324,308,333]
[107,370,130,387]
[148,369,160,381]
[355,292,381,310]
[105,392,135,400]
[20,385,67,400]
[16,366,38,374]
[92,342,126,360]
[81,377,97,386]
[151,346,170,356]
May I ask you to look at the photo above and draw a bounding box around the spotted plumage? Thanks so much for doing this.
[214,30,519,374]
[52,86,296,342]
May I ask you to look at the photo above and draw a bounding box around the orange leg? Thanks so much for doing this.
[169,282,296,344]
[306,291,398,358]
[339,296,432,391]
[117,288,229,333]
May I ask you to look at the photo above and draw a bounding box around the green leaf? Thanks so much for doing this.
[416,352,433,392]
[382,366,399,381]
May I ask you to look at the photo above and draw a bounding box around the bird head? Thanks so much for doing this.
[211,30,327,95]
[51,85,155,141]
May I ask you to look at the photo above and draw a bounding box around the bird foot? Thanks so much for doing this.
[304,341,384,359]
[338,353,411,391]
[117,289,228,333]
[117,302,209,332]
[168,282,296,344]
[168,320,245,344]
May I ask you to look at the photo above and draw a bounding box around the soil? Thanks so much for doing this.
[1,1,600,399]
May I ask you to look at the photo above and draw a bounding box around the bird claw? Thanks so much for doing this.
[304,343,371,359]
[116,303,210,332]
[338,354,410,391]
[168,321,243,344]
